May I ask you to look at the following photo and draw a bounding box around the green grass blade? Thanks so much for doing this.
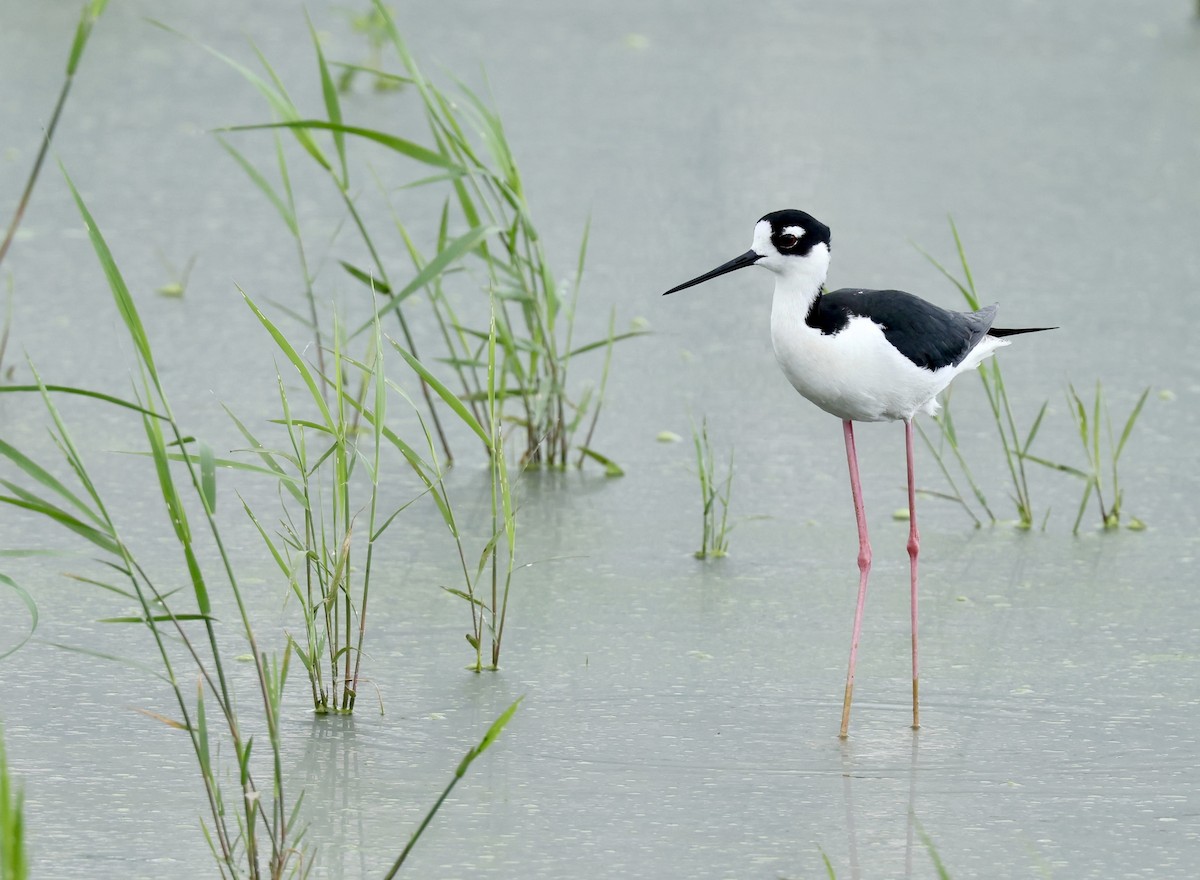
[0,573,38,661]
[916,823,953,880]
[354,224,495,337]
[63,571,139,602]
[328,61,414,88]
[566,328,649,359]
[242,291,334,429]
[67,0,110,76]
[61,164,159,385]
[1072,478,1095,534]
[215,136,297,237]
[0,492,120,556]
[1021,400,1049,454]
[577,447,625,477]
[0,383,163,417]
[99,613,215,624]
[913,242,975,308]
[198,441,217,514]
[818,846,837,880]
[149,19,330,171]
[306,11,347,186]
[225,120,459,171]
[1022,454,1090,480]
[0,437,104,527]
[389,341,491,449]
[248,41,334,170]
[1114,387,1150,462]
[455,696,522,777]
[948,216,980,309]
[340,261,392,295]
[382,697,523,879]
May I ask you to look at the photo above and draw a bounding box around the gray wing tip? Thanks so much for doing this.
[967,303,999,331]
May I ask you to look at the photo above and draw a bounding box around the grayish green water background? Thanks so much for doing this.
[2,1,1199,877]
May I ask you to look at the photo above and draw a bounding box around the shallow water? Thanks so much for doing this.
[2,1,1200,877]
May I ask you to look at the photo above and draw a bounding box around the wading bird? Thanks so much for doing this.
[663,209,1051,737]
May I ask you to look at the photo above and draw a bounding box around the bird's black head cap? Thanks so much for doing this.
[760,209,831,257]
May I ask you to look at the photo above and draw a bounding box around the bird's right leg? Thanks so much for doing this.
[840,419,872,739]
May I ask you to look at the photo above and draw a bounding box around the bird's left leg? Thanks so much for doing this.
[905,418,920,730]
[840,420,872,739]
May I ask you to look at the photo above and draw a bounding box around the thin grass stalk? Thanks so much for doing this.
[1,283,12,380]
[348,318,386,709]
[486,308,518,668]
[381,697,521,879]
[994,368,1034,525]
[385,338,493,669]
[576,307,618,467]
[381,192,487,429]
[331,322,355,708]
[283,377,332,710]
[914,421,983,527]
[0,1,109,271]
[370,6,629,468]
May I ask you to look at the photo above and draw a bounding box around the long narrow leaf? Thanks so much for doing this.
[0,573,38,661]
[382,697,522,879]
[1114,387,1150,462]
[61,165,159,384]
[0,438,104,526]
[354,225,495,337]
[198,441,217,514]
[225,120,458,171]
[215,136,297,237]
[243,291,334,429]
[0,384,162,417]
[0,493,119,556]
[389,341,491,449]
[306,12,347,186]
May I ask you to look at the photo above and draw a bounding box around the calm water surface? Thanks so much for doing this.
[2,1,1199,877]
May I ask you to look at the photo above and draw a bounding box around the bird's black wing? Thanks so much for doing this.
[808,288,996,371]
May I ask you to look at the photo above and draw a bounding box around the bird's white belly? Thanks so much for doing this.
[771,311,959,422]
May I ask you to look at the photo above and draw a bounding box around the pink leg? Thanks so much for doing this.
[840,420,872,738]
[905,419,921,730]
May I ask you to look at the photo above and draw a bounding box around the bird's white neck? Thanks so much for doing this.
[768,242,829,315]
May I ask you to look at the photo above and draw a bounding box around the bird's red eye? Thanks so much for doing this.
[778,234,798,248]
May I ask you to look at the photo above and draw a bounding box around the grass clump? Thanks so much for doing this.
[232,304,400,715]
[691,417,734,559]
[916,221,1152,534]
[916,219,1045,529]
[200,0,644,471]
[1026,382,1149,533]
[0,168,525,875]
[1,173,304,877]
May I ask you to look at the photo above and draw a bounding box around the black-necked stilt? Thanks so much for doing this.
[664,209,1052,737]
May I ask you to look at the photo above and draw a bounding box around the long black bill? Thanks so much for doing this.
[662,249,762,296]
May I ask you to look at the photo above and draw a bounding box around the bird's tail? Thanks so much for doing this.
[988,326,1057,338]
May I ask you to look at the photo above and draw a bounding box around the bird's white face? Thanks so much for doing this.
[751,220,831,289]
